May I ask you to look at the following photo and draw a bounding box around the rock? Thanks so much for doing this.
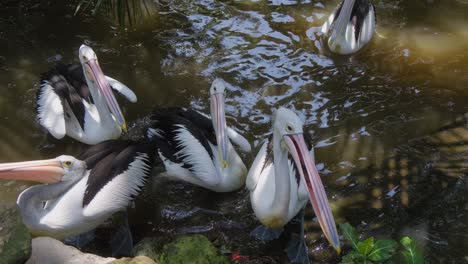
[111,256,158,264]
[159,235,229,264]
[0,204,32,264]
[26,237,115,264]
[133,237,165,261]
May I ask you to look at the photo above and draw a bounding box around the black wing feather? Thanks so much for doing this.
[147,107,216,171]
[38,63,92,129]
[78,140,157,207]
[261,134,274,174]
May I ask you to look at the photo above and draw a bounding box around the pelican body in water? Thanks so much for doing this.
[37,45,137,145]
[246,108,340,263]
[147,79,251,192]
[0,140,155,243]
[322,0,376,54]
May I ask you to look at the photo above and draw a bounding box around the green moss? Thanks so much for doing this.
[0,206,32,264]
[159,235,229,264]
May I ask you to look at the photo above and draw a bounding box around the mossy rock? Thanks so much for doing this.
[159,235,229,264]
[0,205,32,264]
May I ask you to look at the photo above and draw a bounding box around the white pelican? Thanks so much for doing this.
[37,44,137,145]
[246,108,340,263]
[0,140,155,248]
[147,79,251,192]
[321,0,376,54]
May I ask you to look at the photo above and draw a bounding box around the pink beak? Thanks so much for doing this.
[284,133,341,253]
[0,159,64,184]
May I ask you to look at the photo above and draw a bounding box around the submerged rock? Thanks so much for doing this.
[159,235,229,264]
[26,237,115,264]
[0,204,31,264]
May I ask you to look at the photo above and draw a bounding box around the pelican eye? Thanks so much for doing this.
[286,124,293,133]
[63,161,72,168]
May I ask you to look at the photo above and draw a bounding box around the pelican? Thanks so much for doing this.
[37,44,137,145]
[321,0,376,54]
[246,108,340,263]
[0,140,155,246]
[147,79,251,192]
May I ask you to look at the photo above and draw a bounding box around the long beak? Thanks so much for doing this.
[84,59,128,132]
[0,159,64,184]
[211,92,228,168]
[284,134,341,254]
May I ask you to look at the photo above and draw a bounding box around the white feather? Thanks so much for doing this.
[38,174,95,239]
[105,76,137,103]
[227,127,251,153]
[172,125,219,186]
[37,82,66,139]
[247,138,312,227]
[147,127,163,138]
[246,141,268,191]
[83,153,151,218]
[249,153,306,225]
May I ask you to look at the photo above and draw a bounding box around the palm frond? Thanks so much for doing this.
[75,0,154,29]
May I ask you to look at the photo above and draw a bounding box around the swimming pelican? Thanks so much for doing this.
[37,45,137,145]
[246,108,340,263]
[147,79,251,192]
[321,0,376,54]
[0,140,155,242]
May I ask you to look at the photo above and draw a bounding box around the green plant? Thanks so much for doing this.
[339,223,424,264]
[400,236,424,264]
[75,0,153,28]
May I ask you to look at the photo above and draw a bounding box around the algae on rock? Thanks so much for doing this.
[159,235,229,264]
[0,204,32,264]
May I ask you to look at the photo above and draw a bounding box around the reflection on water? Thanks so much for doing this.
[0,0,467,262]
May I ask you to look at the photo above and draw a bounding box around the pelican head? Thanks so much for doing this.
[210,78,228,168]
[79,44,128,132]
[274,108,341,253]
[0,155,86,184]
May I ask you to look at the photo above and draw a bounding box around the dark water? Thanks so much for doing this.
[0,0,466,263]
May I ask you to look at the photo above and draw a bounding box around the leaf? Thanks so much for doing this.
[357,237,374,255]
[400,237,424,264]
[341,251,367,264]
[340,223,359,250]
[367,239,398,261]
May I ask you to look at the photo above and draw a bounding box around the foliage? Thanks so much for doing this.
[339,223,424,264]
[75,0,153,28]
[400,237,424,264]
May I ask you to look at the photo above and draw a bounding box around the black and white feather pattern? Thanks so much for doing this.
[147,107,216,173]
[332,0,375,41]
[76,140,157,216]
[37,63,91,133]
[254,133,314,188]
